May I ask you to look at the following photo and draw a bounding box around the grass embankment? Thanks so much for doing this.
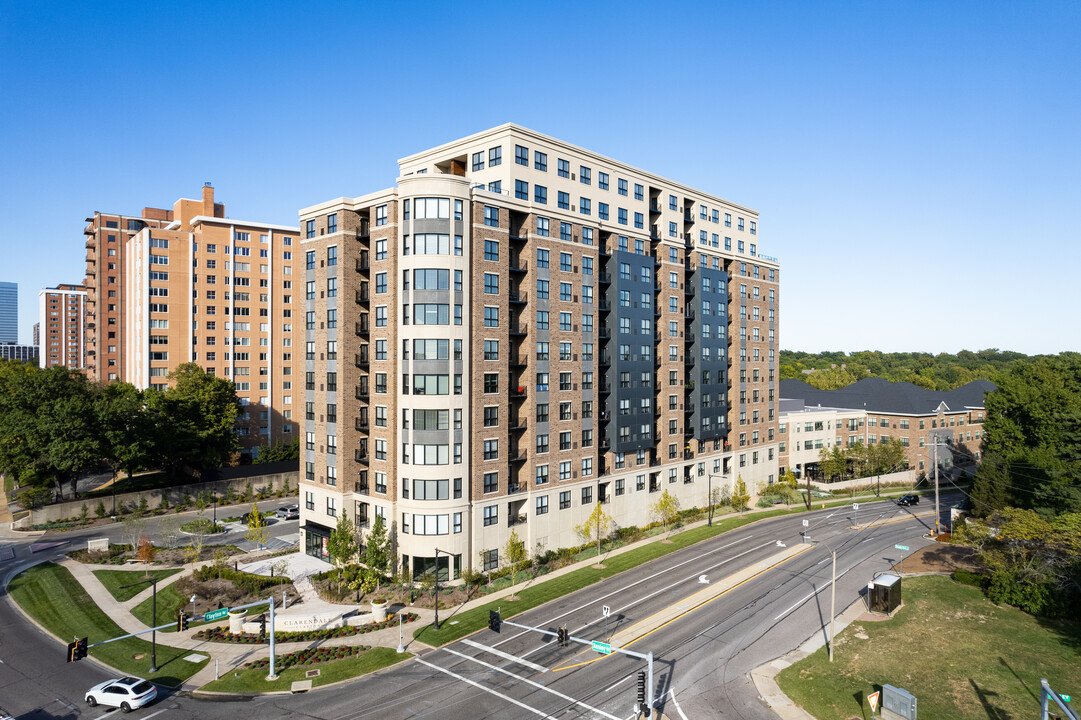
[200,647,411,693]
[9,563,207,686]
[776,575,1081,720]
[131,584,190,632]
[92,568,183,602]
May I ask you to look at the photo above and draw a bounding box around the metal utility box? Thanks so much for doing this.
[881,684,917,720]
[869,574,902,615]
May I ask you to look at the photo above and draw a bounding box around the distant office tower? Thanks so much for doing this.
[38,284,88,369]
[297,124,781,576]
[0,344,38,364]
[119,185,299,454]
[0,281,17,343]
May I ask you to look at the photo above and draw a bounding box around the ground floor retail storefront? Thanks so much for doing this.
[303,522,332,561]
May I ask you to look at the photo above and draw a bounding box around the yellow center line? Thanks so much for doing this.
[552,544,812,671]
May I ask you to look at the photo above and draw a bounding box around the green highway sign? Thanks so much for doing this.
[895,544,910,551]
[204,607,229,622]
[591,640,612,655]
[1061,694,1071,702]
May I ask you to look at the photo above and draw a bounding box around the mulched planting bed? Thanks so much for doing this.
[194,612,419,643]
[243,645,371,670]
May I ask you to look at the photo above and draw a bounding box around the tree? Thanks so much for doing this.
[97,382,156,483]
[245,502,269,550]
[120,511,147,554]
[576,501,613,559]
[327,512,358,570]
[136,536,156,569]
[362,513,390,575]
[150,363,241,477]
[650,489,681,537]
[504,528,526,567]
[817,446,848,481]
[253,438,300,463]
[781,469,799,488]
[731,476,750,515]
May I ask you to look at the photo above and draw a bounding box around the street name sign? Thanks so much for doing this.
[204,607,229,622]
[591,640,612,655]
[895,544,909,551]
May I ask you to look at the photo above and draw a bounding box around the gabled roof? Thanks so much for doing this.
[779,377,996,416]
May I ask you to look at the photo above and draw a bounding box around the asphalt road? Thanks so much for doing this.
[0,495,952,720]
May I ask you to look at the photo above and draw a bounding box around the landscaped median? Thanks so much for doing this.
[774,575,1081,720]
[8,562,208,687]
[198,647,411,693]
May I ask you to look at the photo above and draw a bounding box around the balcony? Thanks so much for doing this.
[599,298,610,312]
[355,386,370,402]
[509,323,528,337]
[509,291,527,305]
[510,385,527,399]
[649,201,662,214]
[685,286,696,299]
[598,327,611,339]
[685,356,695,368]
[510,417,527,432]
[354,351,369,369]
[510,354,527,368]
[508,482,527,495]
[684,309,696,321]
[509,450,528,463]
[356,288,369,303]
[509,231,528,243]
[684,403,696,414]
[355,319,369,335]
[599,270,611,284]
[353,482,369,495]
[355,417,369,431]
[509,257,527,274]
[509,514,528,528]
[356,256,370,272]
[354,450,369,465]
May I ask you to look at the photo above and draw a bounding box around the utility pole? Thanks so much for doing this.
[933,439,940,537]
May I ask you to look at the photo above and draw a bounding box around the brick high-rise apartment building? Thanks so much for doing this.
[37,284,88,369]
[84,206,178,382]
[298,125,780,577]
[119,185,300,450]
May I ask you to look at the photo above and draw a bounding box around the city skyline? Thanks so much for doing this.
[1,1,1077,354]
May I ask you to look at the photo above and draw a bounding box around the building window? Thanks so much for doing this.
[558,158,570,178]
[535,185,547,204]
[489,146,501,166]
[483,506,498,527]
[485,206,499,227]
[515,144,528,165]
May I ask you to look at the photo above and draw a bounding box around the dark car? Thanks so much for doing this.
[897,494,920,507]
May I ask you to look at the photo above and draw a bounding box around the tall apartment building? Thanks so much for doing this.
[778,377,994,478]
[298,125,780,578]
[121,185,300,451]
[0,281,17,343]
[37,284,88,369]
[84,206,176,382]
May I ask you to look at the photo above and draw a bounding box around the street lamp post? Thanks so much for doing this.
[432,548,446,630]
[120,577,159,673]
[804,536,838,663]
[706,474,727,526]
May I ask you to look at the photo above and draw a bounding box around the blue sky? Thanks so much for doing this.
[1,1,1077,354]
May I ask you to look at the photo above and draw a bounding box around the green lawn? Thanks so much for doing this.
[200,647,411,693]
[131,583,190,632]
[92,568,183,602]
[8,562,208,687]
[776,576,1081,720]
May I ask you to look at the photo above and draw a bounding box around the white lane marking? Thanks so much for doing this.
[694,622,719,639]
[416,658,553,718]
[815,558,829,566]
[461,638,547,673]
[442,649,621,720]
[518,538,778,659]
[668,688,690,720]
[773,566,854,620]
[140,710,168,720]
[605,674,634,693]
[501,534,756,650]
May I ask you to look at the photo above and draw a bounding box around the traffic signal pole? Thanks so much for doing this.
[494,613,655,716]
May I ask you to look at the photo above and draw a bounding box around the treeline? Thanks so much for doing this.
[0,361,241,508]
[816,438,908,481]
[959,352,1081,616]
[780,348,1032,390]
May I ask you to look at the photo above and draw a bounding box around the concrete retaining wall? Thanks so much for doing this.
[28,470,298,524]
[809,468,916,492]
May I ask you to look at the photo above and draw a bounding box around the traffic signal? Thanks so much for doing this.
[488,610,501,633]
[557,627,568,647]
[637,670,646,706]
[258,613,267,639]
[177,612,188,632]
[66,637,88,662]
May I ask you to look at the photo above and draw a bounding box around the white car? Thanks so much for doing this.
[85,676,157,712]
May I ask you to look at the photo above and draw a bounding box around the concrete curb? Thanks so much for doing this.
[750,597,870,719]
